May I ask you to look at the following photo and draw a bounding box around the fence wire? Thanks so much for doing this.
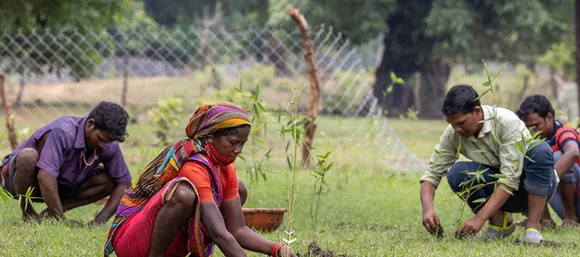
[0,25,428,173]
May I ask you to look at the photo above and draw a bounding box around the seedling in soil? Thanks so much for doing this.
[279,83,308,250]
[310,149,334,242]
[295,243,348,257]
[432,223,445,238]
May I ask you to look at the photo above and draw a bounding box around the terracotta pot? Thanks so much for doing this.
[242,208,287,232]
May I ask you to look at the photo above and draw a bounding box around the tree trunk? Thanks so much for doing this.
[413,72,422,113]
[400,85,413,115]
[288,9,320,168]
[121,56,129,107]
[550,68,559,100]
[201,28,210,70]
[465,63,476,75]
[0,73,18,150]
[268,31,288,77]
[372,54,397,116]
[15,77,25,106]
[418,59,449,119]
[211,65,222,89]
[553,72,566,111]
[576,0,580,116]
[518,62,536,104]
[372,0,435,117]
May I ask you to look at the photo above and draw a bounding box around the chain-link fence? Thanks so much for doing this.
[0,25,427,173]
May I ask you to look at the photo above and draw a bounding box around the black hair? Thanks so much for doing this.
[213,124,251,138]
[515,95,555,121]
[87,101,129,142]
[441,84,481,116]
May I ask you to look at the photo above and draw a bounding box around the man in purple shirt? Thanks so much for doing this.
[0,101,132,225]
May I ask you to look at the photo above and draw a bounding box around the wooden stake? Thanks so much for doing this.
[0,73,18,149]
[121,56,129,107]
[288,9,320,168]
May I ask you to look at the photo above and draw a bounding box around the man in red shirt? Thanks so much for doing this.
[517,95,580,226]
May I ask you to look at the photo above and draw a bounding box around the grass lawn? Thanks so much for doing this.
[0,117,578,256]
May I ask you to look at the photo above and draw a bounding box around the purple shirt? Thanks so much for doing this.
[2,116,131,186]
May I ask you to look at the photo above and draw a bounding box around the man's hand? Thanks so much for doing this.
[23,212,41,223]
[422,208,443,236]
[37,170,64,219]
[88,217,107,226]
[456,216,485,238]
[420,181,443,236]
[88,185,126,226]
[278,245,298,257]
[88,209,115,226]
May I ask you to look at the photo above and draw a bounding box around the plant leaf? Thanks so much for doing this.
[500,185,514,195]
[474,88,491,101]
[325,162,335,172]
[323,151,332,159]
[249,124,265,137]
[472,198,487,204]
[257,102,267,112]
[492,62,508,82]
[515,140,525,154]
[492,133,502,145]
[286,156,293,170]
[483,59,491,84]
[456,139,462,157]
[488,173,507,179]
[264,148,273,158]
[525,155,536,163]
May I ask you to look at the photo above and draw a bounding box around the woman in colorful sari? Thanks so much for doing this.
[104,102,296,257]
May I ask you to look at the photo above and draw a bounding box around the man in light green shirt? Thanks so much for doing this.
[420,85,558,244]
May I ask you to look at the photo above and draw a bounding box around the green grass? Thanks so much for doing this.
[1,161,579,256]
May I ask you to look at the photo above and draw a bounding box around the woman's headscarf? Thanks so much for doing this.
[185,102,251,139]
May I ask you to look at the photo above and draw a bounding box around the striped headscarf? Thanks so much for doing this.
[105,102,251,257]
[185,102,251,139]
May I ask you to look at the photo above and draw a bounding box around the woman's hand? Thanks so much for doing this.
[278,245,298,257]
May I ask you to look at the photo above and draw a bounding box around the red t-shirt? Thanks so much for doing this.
[550,121,580,166]
[177,161,239,202]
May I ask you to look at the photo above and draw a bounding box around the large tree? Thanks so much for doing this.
[372,0,572,118]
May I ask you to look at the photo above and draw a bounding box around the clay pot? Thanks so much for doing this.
[242,208,287,232]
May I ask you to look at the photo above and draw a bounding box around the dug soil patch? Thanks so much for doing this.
[297,242,348,257]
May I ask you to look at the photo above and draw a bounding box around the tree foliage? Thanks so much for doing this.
[142,0,270,29]
[0,0,128,30]
[369,0,574,118]
[425,0,573,64]
[0,0,131,80]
